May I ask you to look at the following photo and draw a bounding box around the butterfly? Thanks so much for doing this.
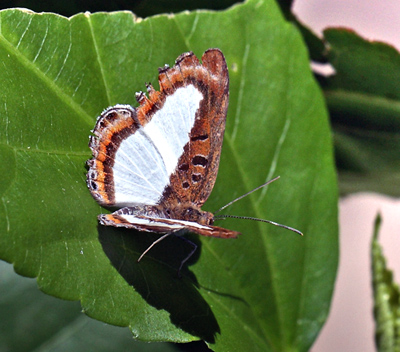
[86,48,301,272]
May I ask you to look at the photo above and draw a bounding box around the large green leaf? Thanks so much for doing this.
[0,1,338,351]
[0,260,178,352]
[1,0,239,18]
[321,28,400,195]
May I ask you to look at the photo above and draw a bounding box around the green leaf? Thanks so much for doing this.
[0,260,178,352]
[371,214,400,351]
[321,28,400,195]
[0,1,338,351]
[4,0,239,18]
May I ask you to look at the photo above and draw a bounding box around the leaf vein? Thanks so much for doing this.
[0,27,93,126]
[87,15,111,106]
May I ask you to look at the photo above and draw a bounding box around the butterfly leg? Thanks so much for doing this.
[137,232,197,278]
[137,233,171,262]
[176,235,198,278]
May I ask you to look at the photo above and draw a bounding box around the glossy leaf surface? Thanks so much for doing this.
[0,2,338,351]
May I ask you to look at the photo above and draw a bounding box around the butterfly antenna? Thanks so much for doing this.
[215,176,281,215]
[214,214,303,236]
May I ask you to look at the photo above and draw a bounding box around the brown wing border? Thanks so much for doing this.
[158,48,229,208]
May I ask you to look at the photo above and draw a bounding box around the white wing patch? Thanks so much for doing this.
[112,85,203,206]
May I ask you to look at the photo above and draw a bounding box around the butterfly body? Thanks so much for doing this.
[98,203,236,238]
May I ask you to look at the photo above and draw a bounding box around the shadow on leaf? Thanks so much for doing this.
[98,225,220,342]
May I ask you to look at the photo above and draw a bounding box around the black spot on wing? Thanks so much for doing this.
[192,155,208,167]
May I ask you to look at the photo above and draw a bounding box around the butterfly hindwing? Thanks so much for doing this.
[86,105,143,206]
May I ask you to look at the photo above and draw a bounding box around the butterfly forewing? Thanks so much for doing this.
[159,49,229,209]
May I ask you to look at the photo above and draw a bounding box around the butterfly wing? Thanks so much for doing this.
[87,104,169,206]
[157,48,229,209]
[87,49,229,210]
